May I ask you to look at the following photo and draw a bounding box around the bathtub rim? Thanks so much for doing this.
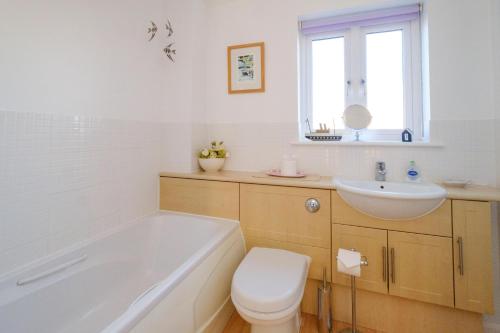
[0,211,239,285]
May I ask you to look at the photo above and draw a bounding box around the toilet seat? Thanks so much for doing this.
[232,291,302,324]
[231,247,310,315]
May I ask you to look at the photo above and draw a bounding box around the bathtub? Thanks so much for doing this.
[0,211,245,333]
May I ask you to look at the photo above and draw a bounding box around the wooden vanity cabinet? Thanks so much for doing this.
[332,225,454,307]
[388,231,454,307]
[240,184,331,281]
[159,177,239,219]
[332,224,388,294]
[453,200,493,314]
[158,175,496,320]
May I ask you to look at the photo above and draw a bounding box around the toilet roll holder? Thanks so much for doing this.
[338,250,368,333]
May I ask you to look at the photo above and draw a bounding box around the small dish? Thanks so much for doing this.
[266,169,306,178]
[442,179,471,188]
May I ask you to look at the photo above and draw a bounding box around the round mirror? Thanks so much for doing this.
[342,104,372,130]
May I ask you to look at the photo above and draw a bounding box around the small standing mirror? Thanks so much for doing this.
[342,104,372,141]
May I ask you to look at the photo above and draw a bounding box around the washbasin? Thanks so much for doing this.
[334,178,447,220]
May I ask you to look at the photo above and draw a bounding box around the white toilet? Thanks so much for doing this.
[231,247,311,333]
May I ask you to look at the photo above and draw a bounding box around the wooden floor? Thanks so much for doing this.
[223,312,378,333]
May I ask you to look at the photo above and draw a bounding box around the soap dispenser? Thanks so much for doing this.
[406,161,421,182]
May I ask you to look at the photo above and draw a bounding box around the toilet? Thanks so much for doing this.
[231,247,311,333]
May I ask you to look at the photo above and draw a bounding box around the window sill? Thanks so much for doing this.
[291,139,444,148]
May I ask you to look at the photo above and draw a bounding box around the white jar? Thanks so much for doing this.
[281,155,297,176]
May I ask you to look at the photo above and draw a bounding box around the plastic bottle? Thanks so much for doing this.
[407,160,420,182]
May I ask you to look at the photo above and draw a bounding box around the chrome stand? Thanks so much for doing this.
[338,255,368,333]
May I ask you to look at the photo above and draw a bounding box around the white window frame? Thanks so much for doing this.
[300,17,423,141]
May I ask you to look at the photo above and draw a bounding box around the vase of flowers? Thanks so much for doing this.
[198,141,229,172]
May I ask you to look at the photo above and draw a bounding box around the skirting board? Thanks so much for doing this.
[485,322,500,333]
[302,279,484,333]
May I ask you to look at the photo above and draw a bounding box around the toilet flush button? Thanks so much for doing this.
[305,198,320,213]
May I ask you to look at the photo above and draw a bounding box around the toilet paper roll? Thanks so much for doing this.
[337,248,361,277]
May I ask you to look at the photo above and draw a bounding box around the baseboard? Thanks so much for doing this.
[484,322,500,333]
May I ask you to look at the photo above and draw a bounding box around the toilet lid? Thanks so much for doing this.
[231,247,310,313]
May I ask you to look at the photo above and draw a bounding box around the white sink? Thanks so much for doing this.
[334,178,447,220]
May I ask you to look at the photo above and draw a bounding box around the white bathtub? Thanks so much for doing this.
[0,211,245,333]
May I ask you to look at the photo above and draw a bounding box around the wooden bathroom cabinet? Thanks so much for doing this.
[159,177,239,219]
[387,231,454,307]
[332,225,454,307]
[159,173,496,332]
[239,184,331,281]
[453,200,493,314]
[332,224,388,294]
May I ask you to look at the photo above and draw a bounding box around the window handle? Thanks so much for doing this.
[361,78,366,96]
[346,80,352,96]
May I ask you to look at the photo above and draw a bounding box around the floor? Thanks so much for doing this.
[223,312,378,333]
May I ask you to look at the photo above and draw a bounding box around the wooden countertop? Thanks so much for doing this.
[159,170,500,202]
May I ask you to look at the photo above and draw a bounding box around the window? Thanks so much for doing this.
[300,5,423,141]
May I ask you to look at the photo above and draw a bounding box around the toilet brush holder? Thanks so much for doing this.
[338,253,368,333]
[317,268,332,333]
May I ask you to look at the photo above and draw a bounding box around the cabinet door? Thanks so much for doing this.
[388,231,454,307]
[240,184,331,248]
[453,200,493,314]
[159,177,239,219]
[332,224,388,294]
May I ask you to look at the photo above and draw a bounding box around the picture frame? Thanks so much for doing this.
[227,42,265,94]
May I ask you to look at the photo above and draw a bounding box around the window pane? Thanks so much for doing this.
[366,30,404,129]
[312,37,345,130]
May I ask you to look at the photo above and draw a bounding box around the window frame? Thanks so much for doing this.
[300,17,423,141]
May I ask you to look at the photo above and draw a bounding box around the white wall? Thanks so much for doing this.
[486,1,500,331]
[203,0,497,185]
[0,0,204,276]
[494,0,500,188]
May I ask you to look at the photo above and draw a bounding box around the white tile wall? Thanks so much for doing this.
[0,110,165,276]
[207,119,498,185]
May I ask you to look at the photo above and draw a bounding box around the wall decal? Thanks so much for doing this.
[147,21,157,41]
[165,20,174,37]
[163,42,176,62]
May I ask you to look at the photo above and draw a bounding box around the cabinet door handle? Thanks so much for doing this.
[382,246,387,282]
[457,237,464,276]
[390,248,395,283]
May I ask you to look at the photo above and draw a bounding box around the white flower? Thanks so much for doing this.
[201,149,209,157]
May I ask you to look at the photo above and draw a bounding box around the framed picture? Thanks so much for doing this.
[227,42,265,94]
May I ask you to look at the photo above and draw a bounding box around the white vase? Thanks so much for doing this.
[198,158,225,172]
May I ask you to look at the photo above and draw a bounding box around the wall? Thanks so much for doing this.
[487,1,500,331]
[495,0,500,188]
[0,0,204,276]
[203,0,497,185]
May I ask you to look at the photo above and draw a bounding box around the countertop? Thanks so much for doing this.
[159,170,500,202]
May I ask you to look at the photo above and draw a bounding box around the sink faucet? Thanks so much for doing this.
[375,161,386,181]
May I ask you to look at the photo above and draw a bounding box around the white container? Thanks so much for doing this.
[281,155,297,176]
[0,212,245,333]
[199,157,225,172]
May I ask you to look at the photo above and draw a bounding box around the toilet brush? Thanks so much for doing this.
[317,267,332,333]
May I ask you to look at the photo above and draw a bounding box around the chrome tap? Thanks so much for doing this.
[375,161,386,181]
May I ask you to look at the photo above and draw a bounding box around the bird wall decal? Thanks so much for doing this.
[165,20,174,37]
[163,42,176,62]
[147,21,157,41]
